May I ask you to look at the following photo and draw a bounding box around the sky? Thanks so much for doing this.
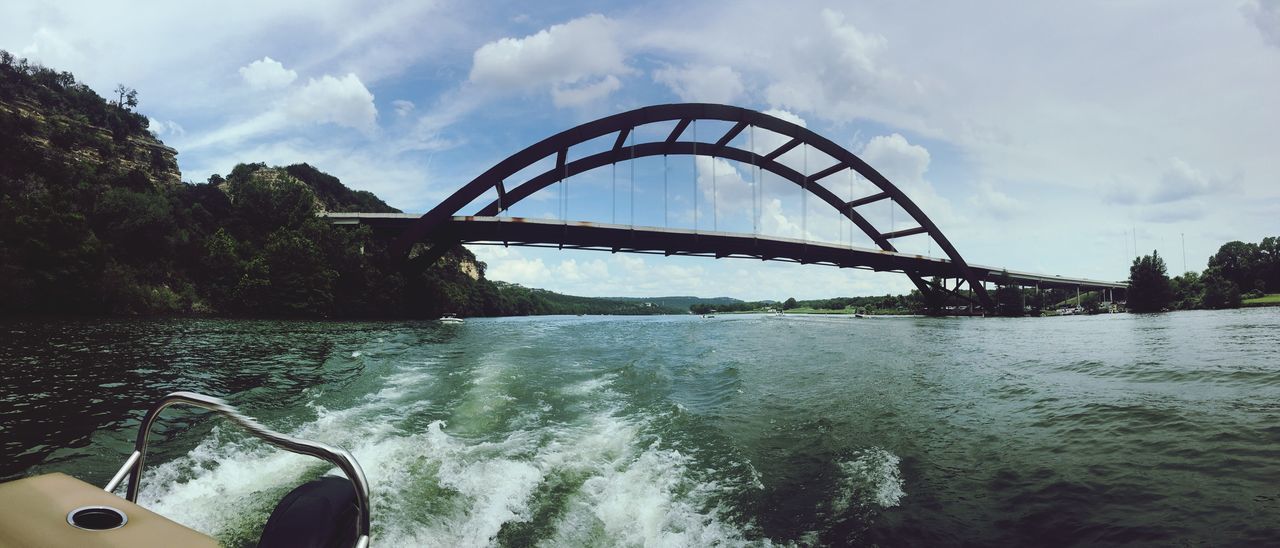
[4,0,1278,301]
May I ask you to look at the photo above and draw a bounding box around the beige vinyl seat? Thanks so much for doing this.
[0,473,219,548]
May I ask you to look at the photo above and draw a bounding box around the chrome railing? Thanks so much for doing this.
[104,391,371,548]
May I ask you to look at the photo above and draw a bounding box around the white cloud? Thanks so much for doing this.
[238,56,297,89]
[19,27,81,68]
[968,181,1020,220]
[487,255,552,285]
[554,258,610,281]
[653,65,745,104]
[287,73,378,133]
[1106,157,1229,205]
[551,75,621,108]
[860,133,928,188]
[469,13,629,105]
[1242,0,1280,47]
[188,72,379,148]
[1153,157,1222,203]
[764,9,892,115]
[147,118,185,138]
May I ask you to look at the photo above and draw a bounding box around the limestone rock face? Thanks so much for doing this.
[0,97,182,189]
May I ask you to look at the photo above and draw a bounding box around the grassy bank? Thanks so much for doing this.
[1242,294,1280,307]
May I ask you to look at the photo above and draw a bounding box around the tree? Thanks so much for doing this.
[1258,236,1279,292]
[782,297,798,310]
[1200,268,1241,309]
[1080,292,1102,314]
[1169,271,1203,310]
[113,84,138,111]
[1127,250,1172,313]
[1207,241,1259,292]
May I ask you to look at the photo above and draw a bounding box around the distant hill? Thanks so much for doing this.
[609,296,744,311]
[491,283,685,315]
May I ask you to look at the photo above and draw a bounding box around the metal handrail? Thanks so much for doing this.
[103,391,371,548]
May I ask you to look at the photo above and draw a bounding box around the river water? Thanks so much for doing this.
[1,309,1278,546]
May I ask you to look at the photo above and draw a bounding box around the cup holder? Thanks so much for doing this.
[67,506,128,530]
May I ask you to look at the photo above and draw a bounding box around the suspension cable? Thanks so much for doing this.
[611,158,616,224]
[802,143,807,240]
[664,153,668,228]
[751,125,757,235]
[712,151,717,231]
[630,128,635,227]
[693,120,698,233]
[568,151,573,224]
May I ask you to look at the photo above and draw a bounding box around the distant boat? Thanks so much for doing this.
[440,313,464,324]
[703,309,717,318]
[854,313,866,318]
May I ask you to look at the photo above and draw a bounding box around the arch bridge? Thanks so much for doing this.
[333,104,1124,311]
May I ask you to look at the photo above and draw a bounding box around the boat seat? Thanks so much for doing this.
[0,473,218,548]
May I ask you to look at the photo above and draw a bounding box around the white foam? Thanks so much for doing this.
[833,447,905,512]
[139,356,770,546]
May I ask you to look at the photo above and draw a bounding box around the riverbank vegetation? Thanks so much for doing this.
[691,294,919,315]
[1129,237,1278,312]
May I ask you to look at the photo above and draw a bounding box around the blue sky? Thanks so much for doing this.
[5,0,1279,300]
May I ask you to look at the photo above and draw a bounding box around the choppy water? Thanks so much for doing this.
[2,309,1278,546]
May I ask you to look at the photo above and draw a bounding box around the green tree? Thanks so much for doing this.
[1258,236,1279,292]
[782,297,798,310]
[1080,292,1102,314]
[1127,250,1172,313]
[1169,271,1203,310]
[92,188,173,261]
[262,230,336,316]
[1207,241,1259,292]
[1200,268,1241,309]
[201,228,242,307]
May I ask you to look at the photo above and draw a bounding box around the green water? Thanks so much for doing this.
[2,310,1278,546]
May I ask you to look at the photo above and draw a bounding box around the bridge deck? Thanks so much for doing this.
[323,213,1125,290]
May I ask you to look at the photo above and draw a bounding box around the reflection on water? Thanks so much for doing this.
[1,309,1278,545]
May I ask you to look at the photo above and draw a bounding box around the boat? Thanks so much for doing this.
[0,392,371,548]
[440,313,464,324]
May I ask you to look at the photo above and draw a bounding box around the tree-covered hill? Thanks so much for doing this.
[0,52,586,317]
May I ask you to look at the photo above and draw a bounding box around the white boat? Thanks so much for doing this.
[440,313,464,324]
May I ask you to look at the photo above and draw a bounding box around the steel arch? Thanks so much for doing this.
[395,103,994,309]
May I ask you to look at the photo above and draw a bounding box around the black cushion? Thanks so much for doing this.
[258,476,360,548]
